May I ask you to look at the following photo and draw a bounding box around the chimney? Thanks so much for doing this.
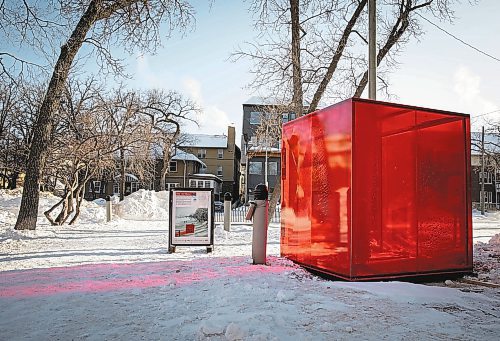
[228,126,235,151]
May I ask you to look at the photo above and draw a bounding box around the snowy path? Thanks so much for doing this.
[0,219,281,272]
[1,191,499,340]
[1,255,499,340]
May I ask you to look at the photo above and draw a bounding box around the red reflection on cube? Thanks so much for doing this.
[281,98,472,280]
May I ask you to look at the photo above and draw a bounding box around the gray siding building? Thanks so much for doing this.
[241,97,298,201]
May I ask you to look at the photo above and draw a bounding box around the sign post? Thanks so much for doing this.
[168,188,214,253]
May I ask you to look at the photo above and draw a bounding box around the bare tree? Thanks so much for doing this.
[471,123,500,170]
[236,0,459,109]
[141,90,200,191]
[98,86,155,201]
[238,0,462,222]
[0,84,17,188]
[42,77,115,225]
[7,1,196,230]
[0,81,43,189]
[249,103,290,220]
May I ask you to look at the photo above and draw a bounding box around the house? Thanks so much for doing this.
[85,173,143,201]
[83,126,240,202]
[241,97,302,201]
[84,148,223,200]
[178,126,241,201]
[471,132,500,210]
[161,149,223,198]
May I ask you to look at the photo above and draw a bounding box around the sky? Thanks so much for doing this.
[128,0,500,147]
[3,1,499,147]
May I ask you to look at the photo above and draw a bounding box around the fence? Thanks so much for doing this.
[472,202,500,211]
[214,205,281,223]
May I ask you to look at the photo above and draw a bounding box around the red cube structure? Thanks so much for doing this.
[281,98,472,280]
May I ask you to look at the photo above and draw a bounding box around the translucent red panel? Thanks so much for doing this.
[281,98,472,280]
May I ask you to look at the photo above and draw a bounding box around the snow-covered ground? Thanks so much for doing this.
[0,189,499,340]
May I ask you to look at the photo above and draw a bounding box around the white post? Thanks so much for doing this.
[252,184,268,265]
[106,196,112,222]
[224,192,232,232]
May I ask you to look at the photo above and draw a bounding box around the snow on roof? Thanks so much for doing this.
[243,96,283,106]
[248,146,281,153]
[114,173,139,181]
[191,173,223,182]
[243,96,310,107]
[179,134,228,148]
[471,132,500,155]
[172,149,206,167]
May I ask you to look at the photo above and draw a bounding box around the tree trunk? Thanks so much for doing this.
[160,152,169,191]
[44,193,67,226]
[120,148,126,201]
[160,152,172,191]
[10,172,18,189]
[354,4,411,97]
[69,185,85,225]
[15,1,103,230]
[266,0,304,224]
[309,0,367,112]
[268,175,281,224]
[54,193,70,225]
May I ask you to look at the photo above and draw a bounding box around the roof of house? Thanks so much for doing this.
[248,146,281,153]
[471,132,500,155]
[179,134,228,148]
[243,96,283,106]
[191,173,223,183]
[172,149,206,167]
[243,96,310,107]
[114,173,139,182]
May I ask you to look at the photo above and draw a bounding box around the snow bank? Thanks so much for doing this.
[0,189,105,229]
[473,232,500,284]
[113,189,169,221]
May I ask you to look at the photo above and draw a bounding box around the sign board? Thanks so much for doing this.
[169,188,214,252]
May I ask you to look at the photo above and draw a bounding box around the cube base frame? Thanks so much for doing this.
[281,98,472,281]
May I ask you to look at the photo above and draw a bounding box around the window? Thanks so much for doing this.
[189,180,196,187]
[93,181,101,193]
[482,191,493,203]
[198,149,206,159]
[217,166,223,176]
[218,149,224,159]
[169,161,177,172]
[479,171,493,184]
[250,112,261,125]
[204,181,211,188]
[250,136,257,145]
[249,161,262,175]
[282,113,289,123]
[269,162,278,175]
[289,113,296,120]
[197,180,204,188]
[113,183,119,194]
[131,182,139,192]
[166,183,179,190]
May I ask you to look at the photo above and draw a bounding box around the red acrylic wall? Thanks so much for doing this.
[281,98,472,280]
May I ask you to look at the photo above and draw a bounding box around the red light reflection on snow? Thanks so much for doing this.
[0,257,290,298]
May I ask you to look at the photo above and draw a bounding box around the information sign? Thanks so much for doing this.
[169,188,214,252]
